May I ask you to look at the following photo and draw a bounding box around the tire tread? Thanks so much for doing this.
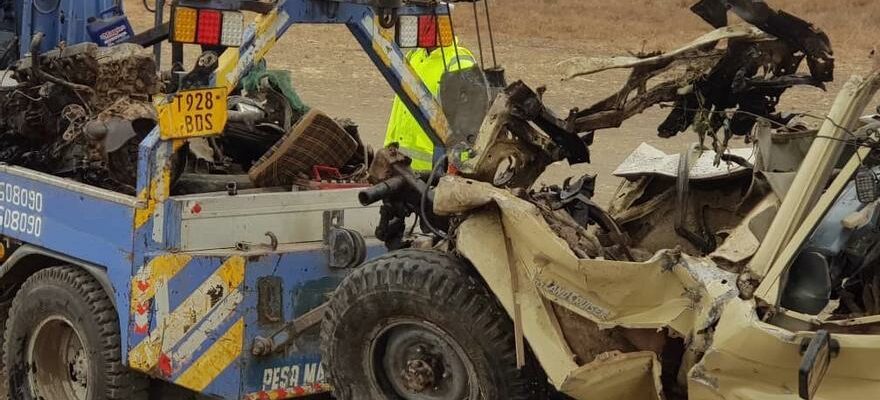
[321,249,545,400]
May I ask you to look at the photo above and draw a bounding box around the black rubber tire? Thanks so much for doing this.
[3,266,149,400]
[321,249,547,400]
[0,299,10,400]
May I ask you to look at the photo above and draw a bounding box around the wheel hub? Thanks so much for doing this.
[27,316,89,400]
[68,347,88,389]
[402,357,437,392]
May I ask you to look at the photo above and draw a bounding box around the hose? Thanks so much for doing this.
[419,161,448,239]
[29,32,95,96]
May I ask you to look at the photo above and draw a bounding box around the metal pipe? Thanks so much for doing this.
[153,0,165,67]
[358,175,407,206]
[29,32,44,82]
[471,2,484,70]
[482,0,498,68]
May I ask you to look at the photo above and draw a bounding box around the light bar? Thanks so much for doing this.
[197,9,222,45]
[397,14,418,48]
[171,6,243,47]
[221,11,245,47]
[396,14,454,49]
[172,7,198,43]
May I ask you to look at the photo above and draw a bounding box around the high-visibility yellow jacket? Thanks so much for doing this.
[384,44,476,171]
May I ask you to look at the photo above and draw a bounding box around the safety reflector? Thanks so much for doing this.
[170,6,244,47]
[417,15,437,48]
[437,16,453,47]
[221,11,244,47]
[197,9,222,45]
[397,15,418,48]
[396,14,454,49]
[172,7,198,43]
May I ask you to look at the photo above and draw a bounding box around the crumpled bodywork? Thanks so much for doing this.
[436,171,880,399]
[436,176,738,399]
[690,299,880,399]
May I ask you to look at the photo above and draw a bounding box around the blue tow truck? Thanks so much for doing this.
[0,0,495,398]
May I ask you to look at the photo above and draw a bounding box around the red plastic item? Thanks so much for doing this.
[310,165,369,190]
[197,9,222,45]
[417,15,438,48]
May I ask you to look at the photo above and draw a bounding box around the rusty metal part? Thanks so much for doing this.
[458,81,588,189]
[367,144,410,184]
[401,359,436,393]
[251,302,330,356]
[257,276,283,324]
[235,232,279,252]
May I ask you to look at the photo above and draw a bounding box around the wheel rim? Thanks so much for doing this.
[26,316,90,400]
[369,319,480,400]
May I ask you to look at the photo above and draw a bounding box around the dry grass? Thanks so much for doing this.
[454,0,879,62]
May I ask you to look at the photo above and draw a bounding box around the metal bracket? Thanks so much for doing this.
[323,210,344,244]
[252,302,330,356]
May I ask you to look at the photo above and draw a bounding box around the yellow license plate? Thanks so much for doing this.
[158,88,228,139]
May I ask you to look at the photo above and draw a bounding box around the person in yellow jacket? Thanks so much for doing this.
[384,41,477,172]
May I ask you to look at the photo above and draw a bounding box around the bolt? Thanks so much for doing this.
[251,337,273,356]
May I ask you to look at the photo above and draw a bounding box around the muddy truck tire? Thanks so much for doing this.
[2,266,149,400]
[321,249,547,399]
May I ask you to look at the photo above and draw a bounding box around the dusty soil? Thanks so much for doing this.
[126,0,879,203]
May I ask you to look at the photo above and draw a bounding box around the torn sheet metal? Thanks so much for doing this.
[560,352,663,400]
[710,195,778,267]
[691,299,880,399]
[562,1,834,142]
[563,25,767,79]
[613,143,754,181]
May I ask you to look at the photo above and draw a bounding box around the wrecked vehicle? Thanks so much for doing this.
[321,2,880,399]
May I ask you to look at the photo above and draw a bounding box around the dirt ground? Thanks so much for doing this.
[126,0,879,203]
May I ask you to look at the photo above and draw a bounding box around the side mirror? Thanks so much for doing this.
[799,330,840,400]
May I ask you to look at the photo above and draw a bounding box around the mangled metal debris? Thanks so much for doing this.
[561,0,834,155]
[0,39,370,195]
[0,39,158,193]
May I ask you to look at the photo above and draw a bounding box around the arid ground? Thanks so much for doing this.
[127,0,880,202]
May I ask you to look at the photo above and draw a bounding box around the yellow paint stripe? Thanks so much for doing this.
[130,253,194,314]
[129,256,246,372]
[216,47,241,91]
[175,318,244,391]
[218,255,246,289]
[129,336,163,374]
[134,168,172,229]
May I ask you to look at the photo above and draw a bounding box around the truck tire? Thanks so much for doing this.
[0,299,10,399]
[321,249,547,400]
[2,266,149,400]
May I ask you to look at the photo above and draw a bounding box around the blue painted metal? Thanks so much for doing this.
[0,169,138,345]
[18,0,120,55]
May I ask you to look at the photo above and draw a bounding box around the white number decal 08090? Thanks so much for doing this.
[0,182,44,238]
[0,207,42,237]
